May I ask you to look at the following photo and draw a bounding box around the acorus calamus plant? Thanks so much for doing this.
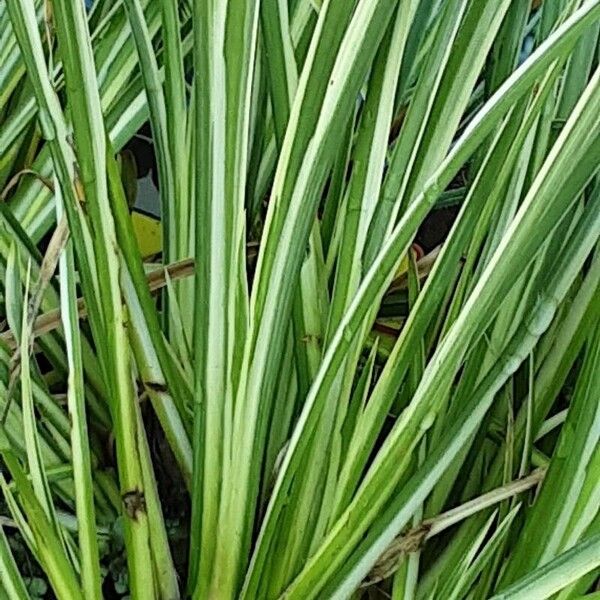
[0,0,599,598]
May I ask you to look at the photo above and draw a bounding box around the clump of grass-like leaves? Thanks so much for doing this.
[0,0,599,598]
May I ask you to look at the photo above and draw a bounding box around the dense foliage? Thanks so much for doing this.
[0,0,599,598]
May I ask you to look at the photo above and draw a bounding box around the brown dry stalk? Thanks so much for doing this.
[5,216,71,403]
[0,169,54,203]
[364,468,546,586]
[0,258,194,350]
[1,247,438,349]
